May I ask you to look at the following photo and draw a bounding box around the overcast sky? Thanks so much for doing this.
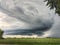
[0,0,60,37]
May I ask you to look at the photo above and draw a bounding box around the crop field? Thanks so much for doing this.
[0,38,60,45]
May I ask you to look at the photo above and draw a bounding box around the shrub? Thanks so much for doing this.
[0,29,4,39]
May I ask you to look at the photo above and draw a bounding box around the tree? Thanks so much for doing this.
[0,29,4,39]
[44,0,60,16]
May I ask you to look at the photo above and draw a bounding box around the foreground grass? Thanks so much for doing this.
[0,38,60,45]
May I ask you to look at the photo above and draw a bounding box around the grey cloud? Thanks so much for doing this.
[0,0,59,37]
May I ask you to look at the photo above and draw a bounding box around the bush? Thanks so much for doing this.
[0,29,4,39]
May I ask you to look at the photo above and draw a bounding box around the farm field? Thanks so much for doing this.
[0,38,60,45]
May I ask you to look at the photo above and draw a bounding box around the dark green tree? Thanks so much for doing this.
[0,29,4,39]
[44,0,60,15]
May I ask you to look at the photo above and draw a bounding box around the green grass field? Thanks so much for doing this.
[0,38,60,45]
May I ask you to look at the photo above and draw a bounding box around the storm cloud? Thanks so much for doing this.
[0,0,60,37]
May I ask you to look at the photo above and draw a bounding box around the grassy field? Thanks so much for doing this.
[0,38,60,45]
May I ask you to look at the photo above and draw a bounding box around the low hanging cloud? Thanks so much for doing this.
[0,0,60,37]
[44,15,60,37]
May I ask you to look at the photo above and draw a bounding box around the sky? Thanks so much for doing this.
[0,0,54,30]
[0,11,31,30]
[0,0,60,37]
